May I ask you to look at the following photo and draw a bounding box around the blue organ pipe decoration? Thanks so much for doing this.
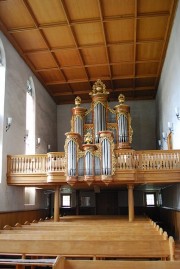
[64,80,133,185]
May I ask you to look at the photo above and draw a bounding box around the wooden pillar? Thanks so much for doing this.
[128,184,134,222]
[54,186,60,222]
[76,190,79,215]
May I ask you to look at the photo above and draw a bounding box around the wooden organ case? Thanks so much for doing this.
[64,79,133,186]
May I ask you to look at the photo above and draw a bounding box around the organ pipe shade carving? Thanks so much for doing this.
[64,79,133,185]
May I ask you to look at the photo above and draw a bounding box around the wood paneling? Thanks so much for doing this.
[55,49,82,67]
[0,209,48,230]
[105,19,134,43]
[28,0,67,25]
[109,44,134,63]
[81,47,107,65]
[160,208,180,241]
[42,26,75,48]
[27,52,58,69]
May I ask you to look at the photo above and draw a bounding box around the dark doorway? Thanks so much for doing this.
[96,191,118,215]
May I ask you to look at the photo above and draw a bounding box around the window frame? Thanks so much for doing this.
[144,192,156,207]
[61,194,71,208]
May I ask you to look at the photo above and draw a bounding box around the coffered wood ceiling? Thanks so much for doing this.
[0,0,178,104]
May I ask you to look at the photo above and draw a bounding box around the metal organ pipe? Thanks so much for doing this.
[67,139,78,177]
[75,116,83,137]
[102,138,111,176]
[118,114,128,143]
[85,151,93,176]
[94,103,106,143]
[114,94,132,149]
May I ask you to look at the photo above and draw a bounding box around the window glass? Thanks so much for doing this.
[25,187,36,205]
[146,193,155,206]
[25,78,35,154]
[62,194,71,207]
[0,40,6,183]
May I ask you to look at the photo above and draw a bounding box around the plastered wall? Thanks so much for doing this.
[0,31,57,212]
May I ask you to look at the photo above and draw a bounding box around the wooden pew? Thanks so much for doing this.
[0,237,174,260]
[0,233,164,241]
[59,258,180,269]
[0,256,61,269]
[10,223,160,232]
[0,216,174,261]
[1,256,180,269]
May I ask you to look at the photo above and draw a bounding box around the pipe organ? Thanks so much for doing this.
[65,79,133,185]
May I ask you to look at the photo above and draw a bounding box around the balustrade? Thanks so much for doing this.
[7,150,180,184]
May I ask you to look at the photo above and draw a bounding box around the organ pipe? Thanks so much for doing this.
[114,94,133,149]
[71,96,86,137]
[65,132,82,185]
[82,133,97,185]
[89,79,109,143]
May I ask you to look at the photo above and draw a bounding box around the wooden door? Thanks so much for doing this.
[96,191,118,215]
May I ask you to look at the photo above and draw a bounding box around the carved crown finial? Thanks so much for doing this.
[84,132,93,144]
[90,79,109,96]
[75,96,81,107]
[118,94,125,104]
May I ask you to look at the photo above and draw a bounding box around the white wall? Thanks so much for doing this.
[0,31,57,211]
[156,2,180,211]
[57,99,156,151]
[156,0,180,150]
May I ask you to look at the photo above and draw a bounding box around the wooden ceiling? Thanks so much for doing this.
[0,0,178,104]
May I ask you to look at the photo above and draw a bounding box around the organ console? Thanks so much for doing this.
[64,79,133,185]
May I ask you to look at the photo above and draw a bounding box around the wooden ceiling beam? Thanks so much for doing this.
[23,39,164,55]
[6,11,170,34]
[45,74,158,86]
[35,59,160,72]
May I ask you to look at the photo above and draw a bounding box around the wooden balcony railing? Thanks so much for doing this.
[7,153,65,175]
[7,150,180,185]
[115,150,180,171]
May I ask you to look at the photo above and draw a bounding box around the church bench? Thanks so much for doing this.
[5,228,161,237]
[0,256,61,269]
[0,232,165,241]
[11,224,158,231]
[0,238,174,260]
[57,258,180,269]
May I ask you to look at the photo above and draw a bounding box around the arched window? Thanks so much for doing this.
[0,38,6,183]
[25,77,35,154]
